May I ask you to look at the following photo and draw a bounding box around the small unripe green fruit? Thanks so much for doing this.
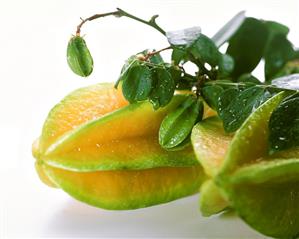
[67,36,93,77]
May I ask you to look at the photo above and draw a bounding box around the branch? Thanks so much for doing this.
[76,8,166,36]
[144,46,172,61]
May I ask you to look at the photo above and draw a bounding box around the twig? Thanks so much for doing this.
[76,8,166,36]
[144,46,172,61]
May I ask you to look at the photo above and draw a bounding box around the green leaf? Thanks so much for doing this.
[217,88,240,117]
[115,56,139,88]
[274,60,299,78]
[226,18,268,78]
[264,34,295,81]
[159,96,203,149]
[218,86,273,132]
[218,54,234,78]
[204,80,258,90]
[122,64,152,103]
[269,94,299,153]
[201,85,224,110]
[164,136,191,151]
[237,73,261,84]
[271,73,299,91]
[188,34,220,67]
[171,46,188,65]
[168,65,182,84]
[149,67,176,109]
[176,75,195,90]
[264,20,289,38]
[67,36,93,77]
[139,49,164,64]
[149,52,164,64]
[212,11,246,47]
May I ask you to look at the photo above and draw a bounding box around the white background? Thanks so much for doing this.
[0,0,299,238]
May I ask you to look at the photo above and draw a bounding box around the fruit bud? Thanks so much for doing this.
[67,36,93,77]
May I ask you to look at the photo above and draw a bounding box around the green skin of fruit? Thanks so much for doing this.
[199,179,229,217]
[67,36,93,77]
[216,92,299,239]
[193,93,299,238]
[34,85,206,210]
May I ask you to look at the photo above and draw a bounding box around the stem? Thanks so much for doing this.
[117,8,166,35]
[144,46,172,61]
[204,80,297,93]
[76,8,166,36]
[76,11,119,35]
[196,61,214,80]
[188,55,215,80]
[204,81,252,87]
[179,66,198,82]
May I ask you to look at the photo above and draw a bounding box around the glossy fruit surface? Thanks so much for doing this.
[33,83,205,209]
[192,117,233,177]
[44,164,204,210]
[216,92,299,238]
[192,117,232,215]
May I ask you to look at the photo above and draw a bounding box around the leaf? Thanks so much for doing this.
[237,73,261,84]
[67,36,93,77]
[176,75,195,90]
[139,49,164,64]
[164,136,191,151]
[204,80,257,90]
[149,67,176,109]
[263,20,289,54]
[274,60,299,78]
[122,64,152,103]
[116,50,165,89]
[264,34,295,81]
[212,11,246,47]
[168,65,182,84]
[217,88,240,117]
[171,46,188,65]
[201,85,224,110]
[115,56,139,88]
[159,96,203,149]
[218,54,234,78]
[269,94,299,153]
[264,20,289,42]
[188,34,220,67]
[166,26,201,46]
[271,73,299,90]
[226,18,268,78]
[218,86,273,132]
[149,52,164,64]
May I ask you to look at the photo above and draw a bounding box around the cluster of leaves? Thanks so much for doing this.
[115,50,181,109]
[67,10,299,154]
